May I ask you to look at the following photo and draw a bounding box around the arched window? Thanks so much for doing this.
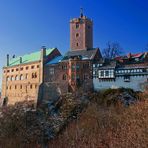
[6,76,10,81]
[26,74,28,79]
[32,72,37,79]
[30,84,32,89]
[11,76,14,81]
[15,75,19,80]
[20,74,23,80]
[63,74,67,80]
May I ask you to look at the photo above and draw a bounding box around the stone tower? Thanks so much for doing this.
[70,9,93,51]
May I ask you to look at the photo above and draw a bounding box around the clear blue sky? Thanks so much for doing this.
[0,0,148,88]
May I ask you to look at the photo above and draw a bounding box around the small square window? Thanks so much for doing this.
[88,26,91,29]
[76,33,79,38]
[31,66,34,69]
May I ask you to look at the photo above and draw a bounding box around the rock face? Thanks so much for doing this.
[118,92,138,106]
[37,82,62,106]
[94,88,139,107]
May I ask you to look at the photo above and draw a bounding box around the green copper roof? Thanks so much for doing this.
[7,48,56,67]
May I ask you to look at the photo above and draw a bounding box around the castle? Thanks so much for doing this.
[1,12,148,106]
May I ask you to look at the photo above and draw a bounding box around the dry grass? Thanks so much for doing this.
[49,91,148,148]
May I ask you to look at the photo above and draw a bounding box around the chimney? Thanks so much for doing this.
[7,54,9,66]
[40,46,46,63]
[127,53,132,59]
[40,46,46,84]
[20,57,22,64]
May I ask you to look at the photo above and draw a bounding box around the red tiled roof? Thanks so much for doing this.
[131,53,143,58]
[115,52,147,61]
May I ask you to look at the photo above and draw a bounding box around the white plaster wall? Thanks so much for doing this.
[93,75,148,91]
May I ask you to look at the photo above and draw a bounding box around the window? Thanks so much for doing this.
[20,74,24,80]
[71,74,75,80]
[49,68,54,75]
[124,76,130,82]
[62,65,67,70]
[32,72,37,78]
[71,64,75,72]
[63,74,67,80]
[16,68,19,71]
[76,65,80,71]
[100,71,104,77]
[15,85,17,89]
[7,70,10,73]
[6,76,10,81]
[105,71,109,77]
[31,66,34,69]
[26,74,28,79]
[11,69,14,72]
[76,23,79,29]
[20,85,22,89]
[37,65,39,68]
[11,76,15,81]
[76,43,79,47]
[30,84,32,89]
[76,33,79,38]
[9,86,11,90]
[26,66,29,70]
[83,64,89,69]
[20,67,23,71]
[15,75,19,80]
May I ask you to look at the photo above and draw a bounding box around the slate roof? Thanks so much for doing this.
[7,48,56,67]
[46,56,63,65]
[98,60,117,69]
[63,48,99,61]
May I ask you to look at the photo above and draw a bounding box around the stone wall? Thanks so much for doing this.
[1,61,41,105]
[93,75,148,91]
[37,82,69,105]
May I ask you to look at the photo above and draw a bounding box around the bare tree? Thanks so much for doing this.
[103,42,123,59]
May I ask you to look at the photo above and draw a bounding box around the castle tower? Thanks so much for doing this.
[70,9,93,51]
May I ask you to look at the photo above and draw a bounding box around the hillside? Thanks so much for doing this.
[0,89,148,148]
[49,90,148,148]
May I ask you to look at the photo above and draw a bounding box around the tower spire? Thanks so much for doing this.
[80,7,83,18]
